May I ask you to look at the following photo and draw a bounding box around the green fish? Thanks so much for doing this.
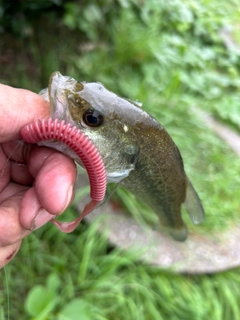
[40,71,204,241]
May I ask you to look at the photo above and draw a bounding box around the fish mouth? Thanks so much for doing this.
[48,71,74,123]
[48,71,66,120]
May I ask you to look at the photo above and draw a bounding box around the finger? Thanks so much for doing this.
[10,162,33,185]
[2,141,36,185]
[0,84,50,142]
[0,145,10,192]
[2,139,35,185]
[0,182,28,204]
[1,140,31,163]
[28,147,76,215]
[0,183,54,241]
[0,184,30,246]
[20,187,55,230]
[0,240,21,269]
[18,147,76,230]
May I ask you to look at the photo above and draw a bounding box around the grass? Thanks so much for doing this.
[1,217,240,319]
[1,0,240,319]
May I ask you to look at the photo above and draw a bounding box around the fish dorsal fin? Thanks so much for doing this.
[184,178,205,224]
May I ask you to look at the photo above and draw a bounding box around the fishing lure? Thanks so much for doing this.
[21,118,106,232]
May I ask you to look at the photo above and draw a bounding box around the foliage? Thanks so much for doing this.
[62,0,240,100]
[24,272,92,319]
[0,0,65,36]
[1,218,240,319]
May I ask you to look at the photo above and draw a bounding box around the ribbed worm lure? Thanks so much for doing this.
[21,118,107,233]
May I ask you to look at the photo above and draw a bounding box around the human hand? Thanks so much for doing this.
[0,84,77,268]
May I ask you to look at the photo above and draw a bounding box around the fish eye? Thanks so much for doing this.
[83,109,103,127]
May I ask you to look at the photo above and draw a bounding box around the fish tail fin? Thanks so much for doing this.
[184,178,205,224]
[158,221,188,242]
[169,225,188,242]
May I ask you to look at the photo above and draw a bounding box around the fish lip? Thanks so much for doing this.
[49,71,73,123]
[49,71,61,100]
[49,71,64,119]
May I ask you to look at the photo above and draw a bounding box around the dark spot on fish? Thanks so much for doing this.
[74,82,84,92]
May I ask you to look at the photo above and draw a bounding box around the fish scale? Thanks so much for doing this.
[121,126,187,239]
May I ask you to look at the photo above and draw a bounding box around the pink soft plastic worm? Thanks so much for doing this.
[20,118,107,233]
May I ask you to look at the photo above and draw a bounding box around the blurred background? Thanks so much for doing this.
[0,0,240,319]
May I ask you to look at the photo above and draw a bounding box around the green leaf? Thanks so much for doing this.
[46,273,61,298]
[25,285,51,317]
[58,299,92,320]
[25,274,60,318]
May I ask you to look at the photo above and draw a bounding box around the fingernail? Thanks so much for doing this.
[61,186,74,213]
[31,209,56,231]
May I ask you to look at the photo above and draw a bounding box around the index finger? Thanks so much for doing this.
[0,84,50,142]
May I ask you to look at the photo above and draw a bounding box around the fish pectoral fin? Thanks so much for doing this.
[184,178,205,224]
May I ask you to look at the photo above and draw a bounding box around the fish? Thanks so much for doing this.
[39,71,205,241]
